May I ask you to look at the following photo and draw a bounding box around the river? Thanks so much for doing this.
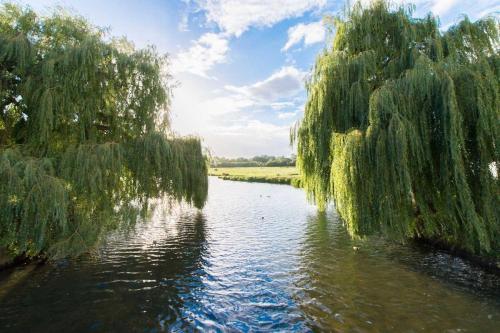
[0,177,499,332]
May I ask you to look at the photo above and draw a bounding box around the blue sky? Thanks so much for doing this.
[7,0,500,157]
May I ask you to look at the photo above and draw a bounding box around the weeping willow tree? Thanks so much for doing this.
[295,0,499,257]
[0,4,208,258]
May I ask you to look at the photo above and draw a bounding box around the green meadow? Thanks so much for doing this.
[209,167,301,187]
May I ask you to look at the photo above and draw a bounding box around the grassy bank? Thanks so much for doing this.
[209,167,302,187]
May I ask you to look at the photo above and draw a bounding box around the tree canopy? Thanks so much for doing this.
[295,0,499,256]
[0,4,208,258]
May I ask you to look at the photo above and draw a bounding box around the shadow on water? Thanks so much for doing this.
[295,210,500,332]
[385,240,500,299]
[0,208,209,333]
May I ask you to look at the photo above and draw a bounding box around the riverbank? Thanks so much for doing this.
[0,250,14,269]
[412,238,500,273]
[208,166,302,187]
[0,249,46,271]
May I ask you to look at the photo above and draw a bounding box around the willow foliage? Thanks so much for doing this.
[0,4,208,258]
[295,0,499,256]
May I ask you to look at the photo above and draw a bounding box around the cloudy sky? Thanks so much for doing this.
[9,0,500,157]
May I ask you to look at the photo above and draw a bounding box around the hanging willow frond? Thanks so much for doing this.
[0,3,208,258]
[296,0,499,256]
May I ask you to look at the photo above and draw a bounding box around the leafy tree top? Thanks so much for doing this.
[295,0,499,256]
[0,3,208,258]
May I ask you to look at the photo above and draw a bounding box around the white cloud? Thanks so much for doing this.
[430,0,459,17]
[173,66,305,134]
[271,102,295,110]
[196,67,305,155]
[199,95,254,117]
[212,120,290,138]
[174,0,327,77]
[173,33,229,77]
[178,13,189,32]
[192,66,305,120]
[278,111,299,119]
[206,120,293,157]
[225,66,306,103]
[355,1,499,26]
[193,0,326,36]
[282,20,325,52]
[171,66,306,157]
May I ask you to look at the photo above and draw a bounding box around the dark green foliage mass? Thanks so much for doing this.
[295,0,499,256]
[0,4,208,258]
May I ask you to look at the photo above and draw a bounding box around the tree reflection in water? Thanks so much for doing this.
[295,210,499,332]
[0,207,209,332]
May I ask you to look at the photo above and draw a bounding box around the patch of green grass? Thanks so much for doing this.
[208,167,302,187]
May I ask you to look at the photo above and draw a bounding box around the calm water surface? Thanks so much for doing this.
[0,177,499,332]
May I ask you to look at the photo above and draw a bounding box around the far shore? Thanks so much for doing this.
[209,166,302,187]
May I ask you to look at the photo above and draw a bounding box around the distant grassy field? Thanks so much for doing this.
[209,167,302,187]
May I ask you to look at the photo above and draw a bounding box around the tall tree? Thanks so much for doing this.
[0,4,208,258]
[295,0,499,256]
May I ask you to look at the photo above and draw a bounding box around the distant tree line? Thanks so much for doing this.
[211,155,296,167]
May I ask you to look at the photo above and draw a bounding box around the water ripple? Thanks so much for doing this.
[0,177,499,332]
